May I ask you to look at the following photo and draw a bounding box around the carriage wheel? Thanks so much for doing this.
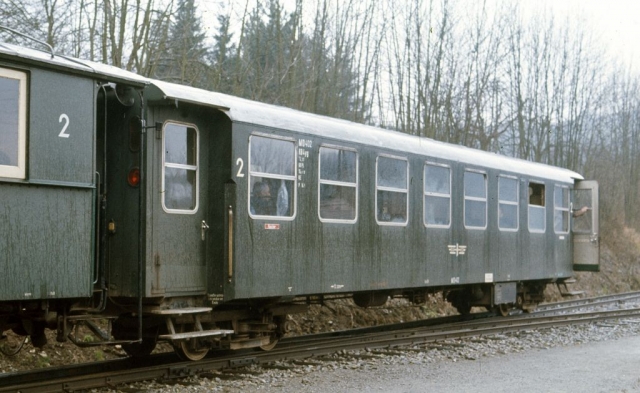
[497,303,512,317]
[172,324,209,361]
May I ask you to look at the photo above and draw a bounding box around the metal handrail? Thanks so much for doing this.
[0,25,55,58]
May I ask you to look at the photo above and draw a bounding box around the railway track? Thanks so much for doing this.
[1,291,639,393]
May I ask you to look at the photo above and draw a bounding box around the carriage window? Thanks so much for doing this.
[376,156,408,225]
[499,176,518,230]
[554,186,570,233]
[464,171,487,228]
[319,147,357,222]
[528,182,545,232]
[573,188,593,234]
[162,123,198,212]
[249,135,296,218]
[0,68,27,179]
[424,164,450,227]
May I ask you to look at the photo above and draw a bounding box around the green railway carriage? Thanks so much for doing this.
[146,80,599,308]
[0,41,600,360]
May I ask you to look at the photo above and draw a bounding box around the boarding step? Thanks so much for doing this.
[149,307,212,315]
[557,280,584,297]
[159,329,234,341]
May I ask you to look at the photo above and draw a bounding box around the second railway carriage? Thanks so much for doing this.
[143,81,599,317]
[0,40,599,361]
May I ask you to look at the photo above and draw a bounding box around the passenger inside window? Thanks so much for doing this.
[248,136,296,218]
[251,181,274,216]
[528,183,546,231]
[529,183,545,206]
[573,189,593,233]
[250,179,290,216]
[377,191,407,222]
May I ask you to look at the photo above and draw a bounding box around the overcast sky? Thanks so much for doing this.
[200,0,640,72]
[536,0,640,71]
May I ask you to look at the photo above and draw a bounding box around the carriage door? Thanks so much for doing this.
[152,119,208,294]
[572,180,599,271]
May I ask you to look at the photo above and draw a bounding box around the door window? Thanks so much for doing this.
[573,188,593,234]
[162,122,198,213]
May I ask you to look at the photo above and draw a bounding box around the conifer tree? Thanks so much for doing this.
[156,0,207,86]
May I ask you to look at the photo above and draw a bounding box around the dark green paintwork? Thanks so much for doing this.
[222,126,576,301]
[0,66,95,301]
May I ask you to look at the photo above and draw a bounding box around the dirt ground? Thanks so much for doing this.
[1,227,638,372]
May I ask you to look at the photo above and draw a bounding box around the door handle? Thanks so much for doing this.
[201,220,210,241]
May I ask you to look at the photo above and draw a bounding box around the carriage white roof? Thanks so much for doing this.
[0,42,582,183]
[0,42,148,85]
[149,80,583,183]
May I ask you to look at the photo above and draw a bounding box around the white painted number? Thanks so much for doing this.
[236,158,245,178]
[58,114,70,138]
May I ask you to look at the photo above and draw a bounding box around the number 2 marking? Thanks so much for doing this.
[58,114,70,138]
[236,158,245,178]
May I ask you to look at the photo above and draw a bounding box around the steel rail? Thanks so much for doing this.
[536,290,640,312]
[1,299,640,392]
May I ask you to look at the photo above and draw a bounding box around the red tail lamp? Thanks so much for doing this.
[127,167,141,187]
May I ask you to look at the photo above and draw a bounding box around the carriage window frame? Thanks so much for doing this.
[498,175,519,231]
[0,68,27,180]
[528,181,546,233]
[248,134,297,221]
[423,163,451,228]
[161,121,199,214]
[554,185,570,234]
[375,154,409,226]
[318,145,358,223]
[464,170,488,230]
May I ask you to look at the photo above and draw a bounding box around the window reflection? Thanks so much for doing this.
[0,77,19,167]
[554,186,570,233]
[0,69,26,179]
[464,171,487,228]
[319,147,357,221]
[424,165,451,227]
[499,177,518,230]
[376,156,408,224]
